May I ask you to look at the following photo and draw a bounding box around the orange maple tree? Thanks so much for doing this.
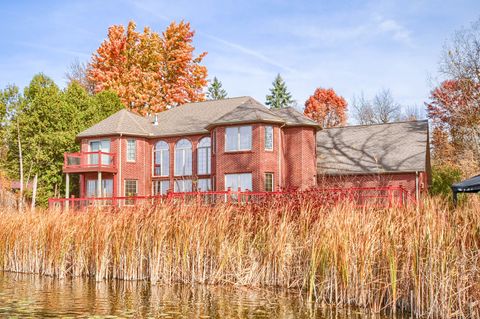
[304,87,347,128]
[88,21,208,114]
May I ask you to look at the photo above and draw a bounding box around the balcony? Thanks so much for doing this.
[63,151,117,173]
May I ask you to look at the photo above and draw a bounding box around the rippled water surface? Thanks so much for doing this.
[0,272,374,318]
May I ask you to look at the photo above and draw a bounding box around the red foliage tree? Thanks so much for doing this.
[304,87,347,128]
[88,21,207,115]
[427,79,480,166]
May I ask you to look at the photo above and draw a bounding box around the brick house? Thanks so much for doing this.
[63,96,430,200]
[63,97,319,199]
[316,120,431,200]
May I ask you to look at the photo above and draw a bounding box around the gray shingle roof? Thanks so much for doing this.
[77,109,152,138]
[76,96,319,138]
[316,120,429,175]
[206,98,285,128]
[270,107,320,128]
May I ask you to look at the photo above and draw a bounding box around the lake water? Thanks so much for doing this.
[0,272,371,318]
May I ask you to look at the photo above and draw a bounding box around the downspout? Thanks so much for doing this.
[278,123,286,191]
[415,171,419,203]
[118,133,122,197]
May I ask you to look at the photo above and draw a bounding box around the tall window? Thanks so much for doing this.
[127,139,136,162]
[152,180,170,195]
[265,173,274,192]
[264,126,273,151]
[174,179,192,192]
[224,173,252,191]
[174,139,192,176]
[225,126,252,152]
[197,137,211,175]
[86,179,113,198]
[154,141,169,176]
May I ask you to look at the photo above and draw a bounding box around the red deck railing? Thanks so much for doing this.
[48,186,415,211]
[63,151,116,172]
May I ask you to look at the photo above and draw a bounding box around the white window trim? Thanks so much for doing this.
[265,126,274,151]
[152,180,170,195]
[126,139,136,162]
[224,173,253,192]
[225,125,252,152]
[88,139,111,165]
[153,141,169,177]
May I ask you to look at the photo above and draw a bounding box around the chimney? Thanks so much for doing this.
[153,114,158,126]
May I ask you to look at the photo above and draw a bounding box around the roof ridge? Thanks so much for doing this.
[125,110,150,134]
[322,119,428,130]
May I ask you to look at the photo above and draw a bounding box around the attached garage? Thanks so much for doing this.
[316,120,431,201]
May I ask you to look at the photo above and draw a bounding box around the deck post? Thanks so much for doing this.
[97,171,102,198]
[65,173,70,210]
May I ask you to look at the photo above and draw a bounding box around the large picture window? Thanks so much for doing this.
[152,180,170,195]
[154,141,169,176]
[264,126,273,150]
[225,126,252,152]
[224,173,252,191]
[197,137,211,175]
[197,178,211,191]
[174,179,192,192]
[174,139,192,176]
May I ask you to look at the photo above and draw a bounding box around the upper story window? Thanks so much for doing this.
[225,126,252,152]
[197,137,211,175]
[265,126,273,151]
[89,139,110,165]
[174,139,192,176]
[126,139,136,162]
[154,141,169,176]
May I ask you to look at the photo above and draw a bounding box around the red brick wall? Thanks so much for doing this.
[317,172,429,200]
[214,124,285,191]
[283,127,317,190]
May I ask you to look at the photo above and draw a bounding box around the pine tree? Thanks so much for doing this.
[206,77,227,100]
[265,74,293,109]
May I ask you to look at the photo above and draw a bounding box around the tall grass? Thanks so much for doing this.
[0,197,478,317]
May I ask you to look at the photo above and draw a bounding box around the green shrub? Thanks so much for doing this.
[430,165,463,198]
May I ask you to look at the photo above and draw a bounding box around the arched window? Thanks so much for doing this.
[174,139,192,176]
[197,137,211,175]
[154,141,169,176]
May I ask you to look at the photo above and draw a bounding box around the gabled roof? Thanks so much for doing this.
[149,96,252,136]
[316,120,429,175]
[270,107,320,128]
[76,96,319,139]
[206,98,285,128]
[77,109,152,138]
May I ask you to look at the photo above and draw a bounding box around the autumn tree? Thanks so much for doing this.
[265,74,293,109]
[352,89,401,124]
[427,79,480,171]
[304,87,347,128]
[206,77,227,100]
[65,58,96,94]
[88,20,208,115]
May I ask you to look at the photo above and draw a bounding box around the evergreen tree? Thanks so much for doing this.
[206,77,227,100]
[265,74,293,109]
[0,74,123,207]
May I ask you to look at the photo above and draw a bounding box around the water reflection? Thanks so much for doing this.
[0,272,369,318]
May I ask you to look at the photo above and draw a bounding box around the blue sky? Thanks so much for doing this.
[1,0,479,120]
